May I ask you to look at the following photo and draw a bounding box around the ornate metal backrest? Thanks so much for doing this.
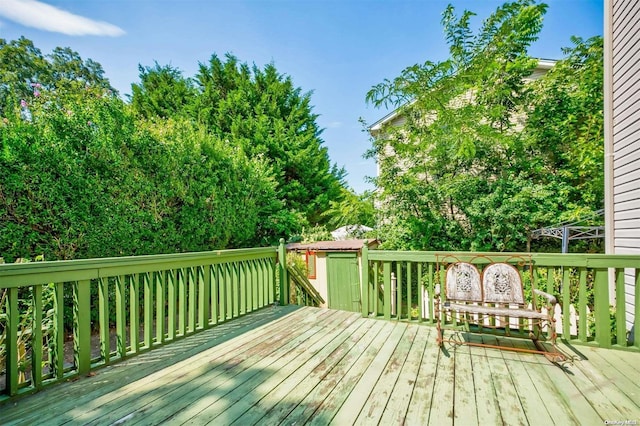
[482,263,524,304]
[445,262,482,302]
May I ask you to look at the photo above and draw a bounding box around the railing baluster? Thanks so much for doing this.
[211,265,219,325]
[233,262,240,315]
[143,272,153,349]
[240,261,247,315]
[269,258,276,304]
[198,266,209,330]
[188,267,196,333]
[53,282,64,378]
[250,260,258,312]
[219,264,227,321]
[546,266,555,295]
[178,268,187,337]
[546,267,555,341]
[373,261,379,317]
[407,262,412,321]
[418,263,424,322]
[31,284,43,389]
[74,280,91,375]
[383,262,391,320]
[98,278,110,364]
[6,287,19,395]
[562,267,571,339]
[155,272,165,345]
[257,259,264,308]
[115,276,126,358]
[129,275,140,353]
[227,263,234,319]
[396,262,402,320]
[578,267,588,342]
[167,270,176,341]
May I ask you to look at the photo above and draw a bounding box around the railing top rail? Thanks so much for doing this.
[366,250,640,268]
[0,246,278,288]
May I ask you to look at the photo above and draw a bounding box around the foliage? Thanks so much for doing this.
[0,37,115,116]
[524,36,604,219]
[297,224,333,243]
[322,188,376,230]
[366,1,603,252]
[1,60,279,261]
[130,63,196,119]
[1,37,353,261]
[131,53,347,236]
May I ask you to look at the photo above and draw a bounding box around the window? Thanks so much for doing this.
[306,250,317,279]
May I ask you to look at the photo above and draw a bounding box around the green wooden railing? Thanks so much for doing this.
[0,243,292,400]
[361,246,640,351]
[287,263,325,307]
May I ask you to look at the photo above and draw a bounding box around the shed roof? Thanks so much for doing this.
[287,239,378,252]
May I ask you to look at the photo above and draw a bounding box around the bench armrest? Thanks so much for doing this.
[533,289,557,306]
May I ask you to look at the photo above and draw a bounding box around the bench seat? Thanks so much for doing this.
[444,302,549,319]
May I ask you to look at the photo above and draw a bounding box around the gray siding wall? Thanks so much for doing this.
[612,0,640,329]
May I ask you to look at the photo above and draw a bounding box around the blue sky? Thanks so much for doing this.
[0,0,603,193]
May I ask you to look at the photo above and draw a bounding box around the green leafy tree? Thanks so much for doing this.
[365,0,581,251]
[322,188,376,229]
[524,36,604,219]
[0,37,49,114]
[0,37,115,115]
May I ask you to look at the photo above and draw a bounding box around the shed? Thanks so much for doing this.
[287,239,379,311]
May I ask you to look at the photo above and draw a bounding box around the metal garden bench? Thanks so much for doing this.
[434,258,568,363]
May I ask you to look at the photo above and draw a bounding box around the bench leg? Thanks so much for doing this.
[435,296,443,347]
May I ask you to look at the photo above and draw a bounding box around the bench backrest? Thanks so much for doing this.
[445,262,525,305]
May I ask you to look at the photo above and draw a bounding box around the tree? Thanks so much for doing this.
[0,37,50,115]
[322,188,376,230]
[130,63,196,119]
[192,54,346,229]
[0,39,285,261]
[524,36,604,220]
[0,37,115,115]
[365,0,591,251]
[131,53,348,238]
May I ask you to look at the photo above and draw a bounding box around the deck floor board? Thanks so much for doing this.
[1,306,640,426]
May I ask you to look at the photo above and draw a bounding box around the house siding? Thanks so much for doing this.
[611,0,640,329]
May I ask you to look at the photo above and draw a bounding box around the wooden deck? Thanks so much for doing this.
[1,306,639,425]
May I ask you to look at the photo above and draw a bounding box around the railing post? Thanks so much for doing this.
[278,238,289,305]
[361,243,369,318]
[594,268,612,348]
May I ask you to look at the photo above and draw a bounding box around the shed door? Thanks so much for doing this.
[327,252,360,312]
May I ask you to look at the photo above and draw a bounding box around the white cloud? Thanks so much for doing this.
[326,121,343,129]
[0,0,125,36]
